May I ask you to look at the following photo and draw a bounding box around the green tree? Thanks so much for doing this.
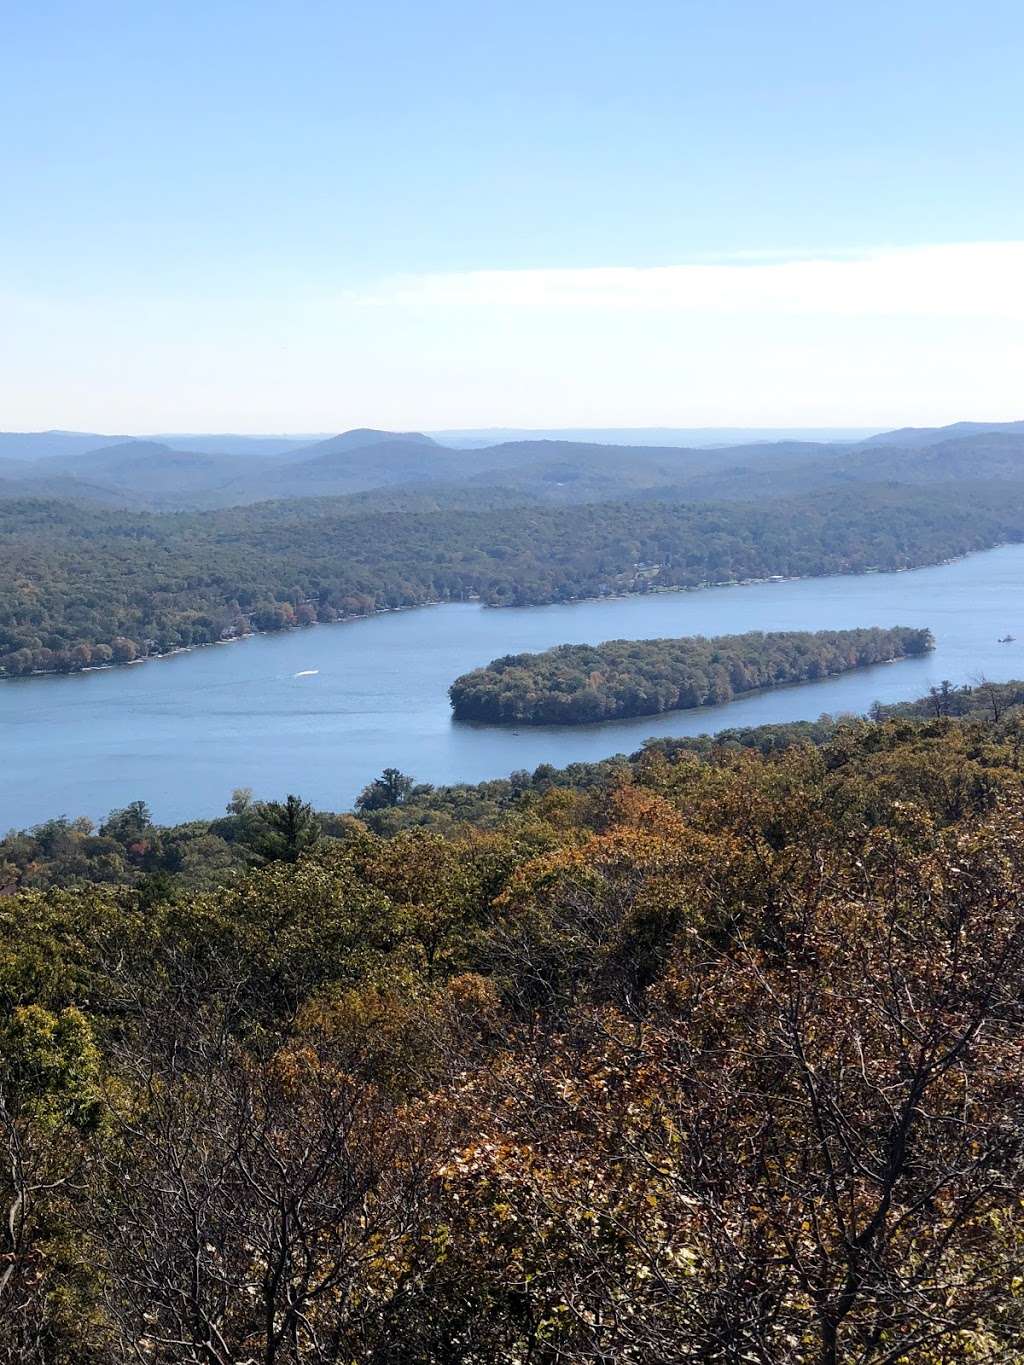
[251,794,321,863]
[99,800,152,842]
[356,768,415,811]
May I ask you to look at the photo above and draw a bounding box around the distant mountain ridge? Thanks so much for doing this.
[0,425,879,460]
[860,421,1024,448]
[0,431,133,461]
[432,426,882,448]
[0,419,1022,512]
[151,435,320,458]
[0,431,323,461]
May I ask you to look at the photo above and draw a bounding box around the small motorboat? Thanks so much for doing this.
[999,635,1015,644]
[294,668,320,676]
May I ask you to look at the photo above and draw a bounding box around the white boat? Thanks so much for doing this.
[294,668,320,677]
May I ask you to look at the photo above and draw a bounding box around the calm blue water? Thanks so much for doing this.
[4,543,1024,828]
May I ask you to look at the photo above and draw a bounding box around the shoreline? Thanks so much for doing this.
[1,540,1007,683]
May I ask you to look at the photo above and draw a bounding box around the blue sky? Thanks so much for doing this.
[2,0,1022,431]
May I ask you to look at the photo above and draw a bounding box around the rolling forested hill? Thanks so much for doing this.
[2,483,1022,676]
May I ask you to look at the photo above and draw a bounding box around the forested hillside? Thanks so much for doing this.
[2,421,1023,511]
[449,626,933,724]
[4,699,1024,1361]
[3,482,1023,676]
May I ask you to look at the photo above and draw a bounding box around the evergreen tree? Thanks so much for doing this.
[251,794,321,863]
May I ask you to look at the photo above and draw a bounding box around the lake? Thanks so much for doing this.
[4,542,1024,829]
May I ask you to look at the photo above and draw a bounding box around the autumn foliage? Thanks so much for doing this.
[4,711,1024,1361]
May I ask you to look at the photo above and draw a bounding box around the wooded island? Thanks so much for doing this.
[449,626,934,724]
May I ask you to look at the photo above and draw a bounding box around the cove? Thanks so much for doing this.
[4,541,1024,829]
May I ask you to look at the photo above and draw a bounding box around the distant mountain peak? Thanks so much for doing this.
[293,429,442,458]
[344,427,437,445]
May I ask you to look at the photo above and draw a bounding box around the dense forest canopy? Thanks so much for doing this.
[5,691,1024,1360]
[449,626,933,724]
[2,480,1023,676]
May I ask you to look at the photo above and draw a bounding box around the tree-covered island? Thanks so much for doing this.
[449,626,934,724]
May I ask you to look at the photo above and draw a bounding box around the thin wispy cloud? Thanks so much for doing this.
[375,243,1024,320]
[4,243,1022,430]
